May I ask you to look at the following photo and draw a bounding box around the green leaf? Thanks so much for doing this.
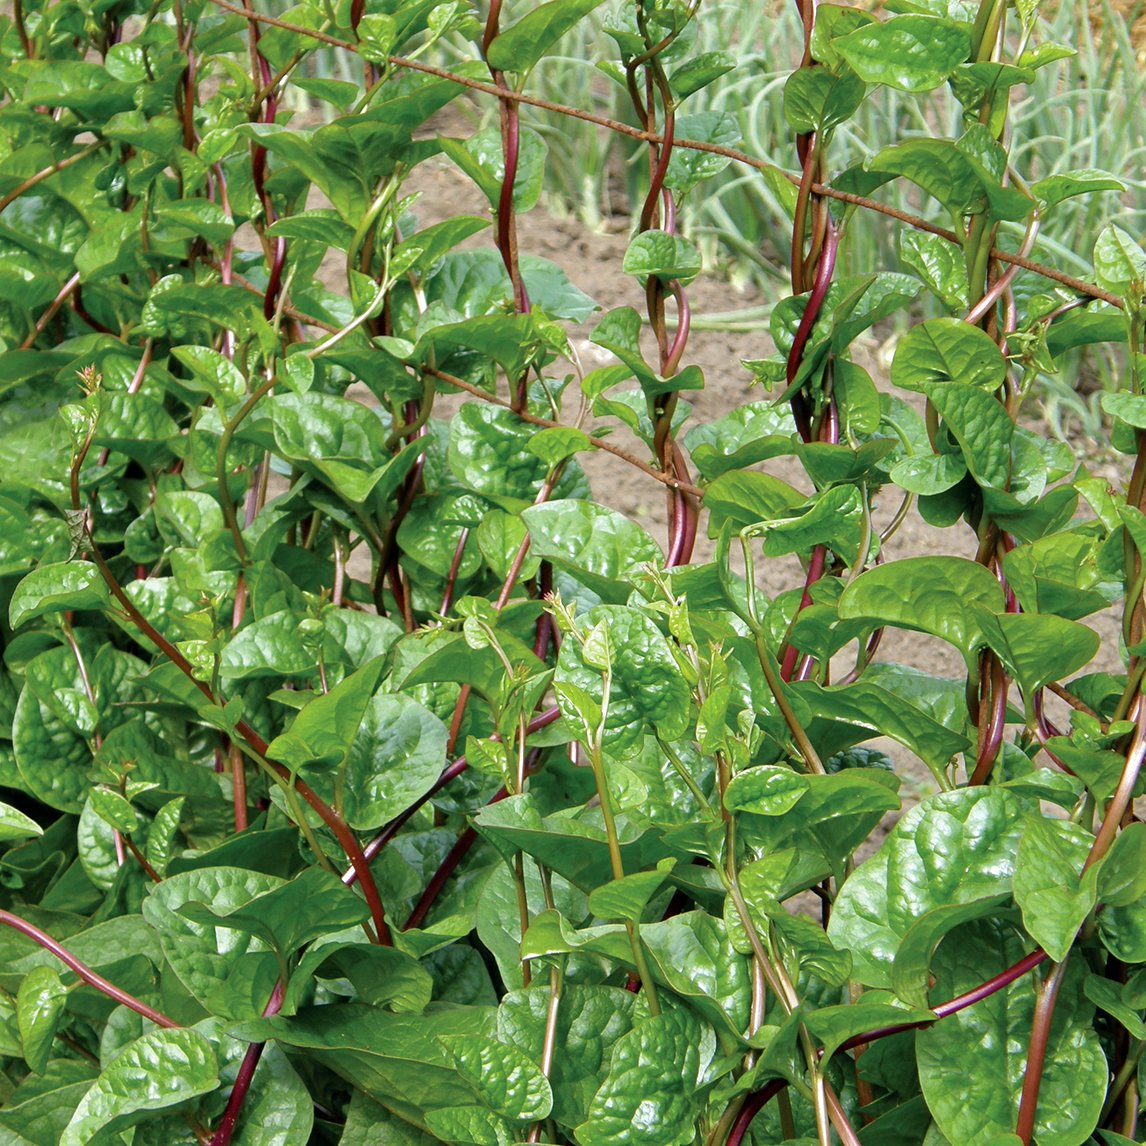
[335,691,448,831]
[889,452,968,495]
[665,112,740,194]
[724,766,808,816]
[556,605,691,754]
[783,66,866,134]
[683,402,796,480]
[891,898,1010,1009]
[1083,974,1146,1039]
[17,965,67,1074]
[1032,169,1125,210]
[669,51,735,99]
[176,866,371,958]
[288,942,433,1015]
[976,612,1099,696]
[498,986,636,1129]
[474,795,672,894]
[837,556,1005,664]
[0,801,43,842]
[10,563,110,628]
[60,1028,219,1146]
[524,909,749,1035]
[266,659,384,772]
[1098,896,1146,962]
[576,1008,709,1146]
[917,922,1105,1146]
[868,139,985,218]
[442,1035,552,1122]
[1094,224,1146,300]
[623,230,702,285]
[1013,819,1096,961]
[891,318,1007,393]
[588,861,675,923]
[1098,822,1146,908]
[835,15,970,92]
[448,402,553,501]
[0,1058,98,1143]
[591,307,703,394]
[703,471,805,532]
[827,788,1032,987]
[142,867,285,1018]
[792,678,970,775]
[523,500,662,603]
[233,1003,496,1135]
[805,992,932,1061]
[485,0,608,72]
[899,231,970,310]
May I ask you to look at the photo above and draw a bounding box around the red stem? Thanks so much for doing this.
[208,980,284,1145]
[0,909,178,1029]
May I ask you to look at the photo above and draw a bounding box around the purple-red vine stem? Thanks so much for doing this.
[0,909,178,1029]
[208,980,284,1146]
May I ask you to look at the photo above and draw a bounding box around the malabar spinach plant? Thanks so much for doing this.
[0,0,1144,1142]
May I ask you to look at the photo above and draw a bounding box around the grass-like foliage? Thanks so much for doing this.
[0,0,1145,1143]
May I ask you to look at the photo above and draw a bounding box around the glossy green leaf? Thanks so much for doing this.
[792,678,970,774]
[485,0,607,71]
[891,318,1007,393]
[703,470,805,532]
[266,659,384,772]
[1033,169,1125,210]
[1097,822,1146,907]
[724,766,808,816]
[869,139,985,217]
[1098,896,1146,962]
[836,15,970,92]
[0,801,43,842]
[498,986,636,1129]
[142,866,284,1017]
[473,795,672,894]
[524,909,749,1035]
[976,612,1099,696]
[555,604,691,754]
[591,306,703,394]
[523,500,661,603]
[837,556,1005,663]
[1094,224,1146,300]
[623,230,702,285]
[805,992,932,1061]
[9,563,109,628]
[917,922,1105,1146]
[588,861,675,922]
[234,1003,496,1135]
[828,788,1032,987]
[16,965,67,1074]
[0,1058,98,1144]
[899,231,970,310]
[1083,974,1146,1039]
[669,51,735,99]
[1013,819,1096,960]
[664,112,740,194]
[891,898,1010,1009]
[60,1028,219,1146]
[177,866,371,958]
[783,66,866,134]
[442,1034,552,1122]
[576,1008,710,1146]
